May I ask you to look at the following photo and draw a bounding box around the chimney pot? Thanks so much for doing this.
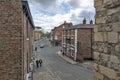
[83,18,86,24]
[90,20,93,24]
[64,21,66,23]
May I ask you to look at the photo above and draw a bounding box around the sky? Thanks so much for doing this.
[28,0,95,32]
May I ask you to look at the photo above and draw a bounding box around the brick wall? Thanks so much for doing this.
[22,14,34,78]
[54,26,63,41]
[94,0,120,80]
[0,0,23,80]
[0,1,34,80]
[52,22,73,42]
[77,29,93,60]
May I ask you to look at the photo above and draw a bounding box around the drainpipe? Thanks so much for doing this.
[91,28,93,60]
[62,30,64,52]
[74,29,77,61]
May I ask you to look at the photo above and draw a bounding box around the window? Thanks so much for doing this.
[71,30,73,35]
[66,38,71,44]
[77,42,81,52]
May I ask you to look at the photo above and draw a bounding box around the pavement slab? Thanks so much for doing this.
[57,51,93,71]
[33,71,54,80]
[57,51,78,64]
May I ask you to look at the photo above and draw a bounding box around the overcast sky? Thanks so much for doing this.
[28,0,95,32]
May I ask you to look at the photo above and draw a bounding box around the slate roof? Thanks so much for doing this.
[64,24,94,30]
[22,1,35,29]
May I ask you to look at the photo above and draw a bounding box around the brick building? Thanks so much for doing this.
[62,19,94,61]
[34,27,42,41]
[0,1,34,80]
[51,21,72,46]
[94,0,120,80]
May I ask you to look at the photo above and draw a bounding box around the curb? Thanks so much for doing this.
[57,51,78,65]
[57,51,93,72]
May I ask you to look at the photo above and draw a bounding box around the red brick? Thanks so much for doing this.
[0,1,34,80]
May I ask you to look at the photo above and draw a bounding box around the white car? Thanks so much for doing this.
[40,44,45,48]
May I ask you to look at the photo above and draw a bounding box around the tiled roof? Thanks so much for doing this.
[64,24,94,30]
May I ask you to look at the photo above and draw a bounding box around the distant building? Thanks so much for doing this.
[0,1,34,80]
[62,19,94,61]
[34,27,42,41]
[51,21,73,46]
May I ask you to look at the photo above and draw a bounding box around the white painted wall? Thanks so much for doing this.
[74,29,77,60]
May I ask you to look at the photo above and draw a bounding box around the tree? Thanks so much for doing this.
[41,31,50,38]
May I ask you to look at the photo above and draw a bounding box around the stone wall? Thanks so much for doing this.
[94,0,120,80]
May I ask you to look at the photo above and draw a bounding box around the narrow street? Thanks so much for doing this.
[33,39,93,80]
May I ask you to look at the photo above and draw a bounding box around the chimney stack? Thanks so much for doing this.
[90,20,93,24]
[83,18,86,24]
[69,23,73,27]
[64,21,66,24]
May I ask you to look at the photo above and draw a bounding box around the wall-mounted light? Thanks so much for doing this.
[63,25,65,29]
[26,38,29,41]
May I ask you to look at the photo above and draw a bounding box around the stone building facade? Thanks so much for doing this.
[34,27,42,41]
[62,20,94,61]
[94,0,120,80]
[0,1,34,80]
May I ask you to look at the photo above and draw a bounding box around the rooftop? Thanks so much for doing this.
[22,1,35,29]
[64,24,94,30]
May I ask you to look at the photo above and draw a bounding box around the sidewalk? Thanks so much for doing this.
[57,51,78,64]
[78,61,93,71]
[57,51,93,71]
[33,70,56,80]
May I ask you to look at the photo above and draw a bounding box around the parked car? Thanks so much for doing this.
[40,44,45,48]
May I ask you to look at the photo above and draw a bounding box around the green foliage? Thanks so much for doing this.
[41,31,50,38]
